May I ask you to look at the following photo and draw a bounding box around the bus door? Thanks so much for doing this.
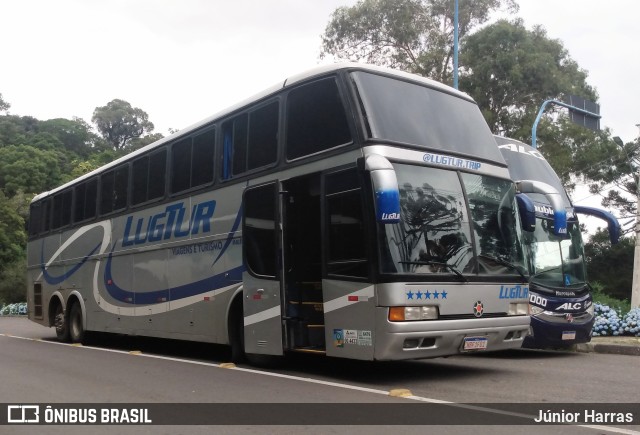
[241,182,284,356]
[281,174,325,352]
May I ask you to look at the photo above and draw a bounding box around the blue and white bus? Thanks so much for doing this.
[496,136,620,348]
[27,63,539,362]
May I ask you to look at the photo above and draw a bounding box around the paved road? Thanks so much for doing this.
[0,317,638,435]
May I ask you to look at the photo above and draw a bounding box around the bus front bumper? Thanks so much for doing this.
[523,312,594,349]
[373,309,531,360]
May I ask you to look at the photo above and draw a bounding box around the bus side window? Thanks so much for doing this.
[244,184,277,278]
[191,129,215,187]
[248,102,278,171]
[74,178,98,223]
[51,189,72,230]
[100,165,129,215]
[286,78,351,161]
[133,149,166,204]
[28,202,42,236]
[325,169,368,278]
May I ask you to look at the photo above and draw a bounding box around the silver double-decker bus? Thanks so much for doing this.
[27,63,535,361]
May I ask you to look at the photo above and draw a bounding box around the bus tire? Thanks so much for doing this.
[54,303,70,342]
[69,303,85,344]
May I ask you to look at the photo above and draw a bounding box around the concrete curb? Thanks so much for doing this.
[575,337,640,356]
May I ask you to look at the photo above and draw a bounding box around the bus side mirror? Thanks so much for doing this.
[516,180,566,236]
[574,206,621,244]
[365,154,401,224]
[516,193,536,232]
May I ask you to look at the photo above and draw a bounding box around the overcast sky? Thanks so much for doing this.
[2,0,638,141]
[2,0,638,229]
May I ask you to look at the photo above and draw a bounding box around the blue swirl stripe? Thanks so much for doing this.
[41,241,102,285]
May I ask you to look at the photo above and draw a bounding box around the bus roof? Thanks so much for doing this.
[33,63,477,202]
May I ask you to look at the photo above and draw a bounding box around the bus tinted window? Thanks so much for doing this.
[28,202,41,236]
[52,189,72,229]
[351,71,502,162]
[286,78,351,160]
[133,150,166,205]
[100,165,129,215]
[42,199,51,232]
[171,138,192,193]
[221,114,249,177]
[191,129,215,187]
[223,103,278,178]
[171,130,213,193]
[74,178,97,222]
[244,184,277,277]
[248,102,278,170]
[325,169,367,278]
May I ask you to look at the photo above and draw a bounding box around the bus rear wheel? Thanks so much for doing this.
[54,303,70,342]
[69,303,85,344]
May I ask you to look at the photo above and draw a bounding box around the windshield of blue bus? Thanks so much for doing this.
[351,71,505,164]
[524,218,587,288]
[378,163,526,278]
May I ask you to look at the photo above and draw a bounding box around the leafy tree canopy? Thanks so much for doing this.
[585,229,634,300]
[0,190,27,272]
[0,93,9,113]
[320,0,517,83]
[0,145,63,196]
[92,99,155,151]
[460,19,596,138]
[40,117,105,157]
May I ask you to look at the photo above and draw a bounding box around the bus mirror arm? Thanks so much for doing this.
[516,180,567,236]
[574,206,621,244]
[515,193,536,232]
[365,154,401,224]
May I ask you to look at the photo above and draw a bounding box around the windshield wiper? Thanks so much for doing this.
[478,255,528,282]
[398,260,467,282]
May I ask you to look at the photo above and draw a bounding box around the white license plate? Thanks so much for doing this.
[562,331,576,340]
[463,336,488,351]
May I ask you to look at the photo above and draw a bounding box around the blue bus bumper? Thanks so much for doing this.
[523,312,594,349]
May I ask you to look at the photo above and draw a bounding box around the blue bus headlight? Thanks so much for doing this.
[529,305,544,316]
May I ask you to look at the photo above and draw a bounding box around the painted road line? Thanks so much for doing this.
[1,333,637,433]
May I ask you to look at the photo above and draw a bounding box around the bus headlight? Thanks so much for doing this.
[508,303,529,315]
[389,306,439,321]
[586,303,595,316]
[529,305,544,316]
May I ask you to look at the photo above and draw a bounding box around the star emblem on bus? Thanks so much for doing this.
[473,301,484,317]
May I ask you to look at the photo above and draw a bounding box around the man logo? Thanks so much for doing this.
[473,301,484,318]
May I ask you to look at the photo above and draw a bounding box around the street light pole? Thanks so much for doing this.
[632,124,640,308]
[453,0,459,90]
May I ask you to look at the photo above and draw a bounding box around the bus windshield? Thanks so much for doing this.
[351,71,503,162]
[524,219,587,288]
[379,163,526,278]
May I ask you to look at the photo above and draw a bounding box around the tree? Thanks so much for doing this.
[0,93,9,113]
[0,190,26,275]
[459,19,596,138]
[128,132,164,151]
[0,258,26,304]
[92,99,154,151]
[0,145,63,196]
[584,229,634,300]
[320,0,517,83]
[40,117,104,157]
[583,136,640,234]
